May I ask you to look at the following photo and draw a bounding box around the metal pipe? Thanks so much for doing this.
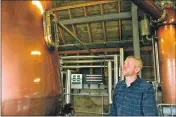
[101,95,104,115]
[64,93,108,97]
[61,70,76,73]
[61,55,117,59]
[61,71,64,88]
[65,69,71,104]
[154,40,161,84]
[157,104,176,116]
[108,61,112,104]
[114,55,118,88]
[75,111,108,115]
[152,37,156,81]
[62,65,107,69]
[157,5,176,104]
[57,22,92,54]
[62,60,114,64]
[130,0,166,22]
[157,24,176,104]
[152,37,158,101]
[58,40,133,50]
[120,48,124,80]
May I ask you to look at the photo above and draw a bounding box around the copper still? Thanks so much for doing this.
[131,0,176,104]
[157,6,176,104]
[2,1,64,115]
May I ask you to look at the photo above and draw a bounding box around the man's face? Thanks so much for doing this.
[122,58,140,77]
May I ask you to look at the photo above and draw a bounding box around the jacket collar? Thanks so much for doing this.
[123,75,141,87]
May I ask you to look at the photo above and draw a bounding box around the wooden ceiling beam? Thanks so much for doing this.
[58,27,65,44]
[51,1,116,12]
[100,4,107,42]
[117,0,122,41]
[58,46,152,55]
[57,16,65,44]
[68,8,77,37]
[83,6,93,43]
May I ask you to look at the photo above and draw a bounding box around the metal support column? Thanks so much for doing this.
[120,48,124,80]
[114,55,118,88]
[131,3,141,77]
[66,69,71,104]
[108,61,112,104]
[155,41,160,84]
[132,3,140,57]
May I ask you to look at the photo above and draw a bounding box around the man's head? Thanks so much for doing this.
[122,56,143,77]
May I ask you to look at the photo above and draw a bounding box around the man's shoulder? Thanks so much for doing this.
[117,80,125,85]
[114,80,125,90]
[138,78,153,90]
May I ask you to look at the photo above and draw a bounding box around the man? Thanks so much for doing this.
[110,56,158,116]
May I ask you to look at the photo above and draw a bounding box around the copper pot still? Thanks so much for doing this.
[2,1,63,115]
[157,5,176,104]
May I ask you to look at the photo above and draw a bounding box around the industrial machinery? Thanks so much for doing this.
[71,74,104,89]
[71,74,83,89]
[1,1,73,116]
[60,52,124,115]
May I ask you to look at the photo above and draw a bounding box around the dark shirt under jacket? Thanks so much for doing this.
[110,76,158,116]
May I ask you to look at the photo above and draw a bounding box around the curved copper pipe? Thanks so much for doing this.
[2,1,63,115]
[130,0,163,20]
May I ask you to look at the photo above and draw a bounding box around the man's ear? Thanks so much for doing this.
[135,67,140,74]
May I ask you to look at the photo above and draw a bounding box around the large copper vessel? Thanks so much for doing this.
[2,1,63,115]
[157,6,176,104]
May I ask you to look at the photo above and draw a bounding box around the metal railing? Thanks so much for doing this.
[157,104,176,116]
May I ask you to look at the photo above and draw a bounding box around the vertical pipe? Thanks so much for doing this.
[101,95,104,115]
[157,7,176,104]
[152,37,157,84]
[120,48,124,80]
[66,69,71,104]
[152,37,158,101]
[154,41,161,84]
[108,61,112,104]
[114,55,118,88]
[0,2,1,115]
[61,71,64,89]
